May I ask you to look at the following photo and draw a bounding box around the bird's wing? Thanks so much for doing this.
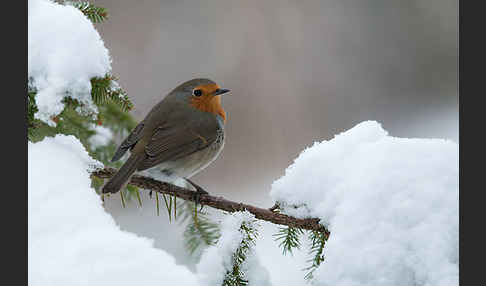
[111,121,145,162]
[137,118,219,171]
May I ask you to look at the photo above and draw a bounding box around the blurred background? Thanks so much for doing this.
[95,0,457,281]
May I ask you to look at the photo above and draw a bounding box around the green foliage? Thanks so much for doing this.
[177,200,220,256]
[273,226,304,255]
[222,219,259,286]
[91,75,133,112]
[271,202,328,281]
[28,98,94,144]
[273,225,328,281]
[27,66,136,200]
[28,90,38,126]
[27,82,50,141]
[304,230,328,281]
[27,75,134,144]
[70,1,108,23]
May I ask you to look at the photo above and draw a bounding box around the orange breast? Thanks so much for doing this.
[190,83,227,122]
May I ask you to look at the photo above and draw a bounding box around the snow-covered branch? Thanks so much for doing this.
[91,167,330,235]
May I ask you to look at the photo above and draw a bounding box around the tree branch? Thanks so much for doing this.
[91,167,330,236]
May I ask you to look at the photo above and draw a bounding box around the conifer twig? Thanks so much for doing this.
[92,167,330,236]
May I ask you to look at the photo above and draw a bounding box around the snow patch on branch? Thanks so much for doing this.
[271,120,458,286]
[28,0,111,126]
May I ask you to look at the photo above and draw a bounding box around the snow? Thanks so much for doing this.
[28,0,111,126]
[88,124,114,148]
[196,211,271,286]
[241,246,272,286]
[28,135,198,286]
[270,121,458,286]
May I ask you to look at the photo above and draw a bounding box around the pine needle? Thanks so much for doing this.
[169,196,173,222]
[194,202,198,227]
[71,1,108,23]
[135,188,142,207]
[155,192,160,216]
[162,194,172,222]
[180,200,220,256]
[304,230,327,280]
[120,190,126,208]
[273,226,304,255]
[174,195,177,219]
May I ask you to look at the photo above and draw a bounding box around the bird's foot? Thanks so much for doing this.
[185,178,208,212]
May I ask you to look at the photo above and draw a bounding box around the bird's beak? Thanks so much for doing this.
[213,88,231,96]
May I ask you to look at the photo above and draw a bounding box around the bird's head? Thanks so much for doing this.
[169,78,230,123]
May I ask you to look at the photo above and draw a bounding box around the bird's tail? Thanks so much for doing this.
[102,153,145,194]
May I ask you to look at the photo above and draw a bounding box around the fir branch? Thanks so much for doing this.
[27,75,134,145]
[90,75,133,112]
[27,81,44,140]
[179,200,220,255]
[304,230,328,280]
[55,105,97,145]
[27,100,97,144]
[222,220,259,286]
[70,1,108,23]
[92,167,330,234]
[273,226,304,255]
[28,90,38,126]
[28,119,57,143]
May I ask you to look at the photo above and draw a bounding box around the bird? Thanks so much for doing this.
[102,78,230,201]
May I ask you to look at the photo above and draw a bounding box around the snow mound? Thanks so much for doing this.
[28,135,198,286]
[196,211,271,286]
[271,121,458,286]
[28,0,111,125]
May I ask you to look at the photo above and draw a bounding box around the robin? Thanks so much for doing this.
[102,78,230,201]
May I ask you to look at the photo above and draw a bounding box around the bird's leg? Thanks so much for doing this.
[185,178,208,212]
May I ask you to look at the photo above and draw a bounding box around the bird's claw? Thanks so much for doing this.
[185,178,208,212]
[193,190,206,212]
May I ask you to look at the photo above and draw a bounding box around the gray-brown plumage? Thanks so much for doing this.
[102,78,230,194]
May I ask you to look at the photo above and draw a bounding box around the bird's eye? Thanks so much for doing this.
[193,89,203,97]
